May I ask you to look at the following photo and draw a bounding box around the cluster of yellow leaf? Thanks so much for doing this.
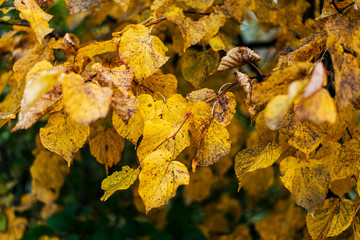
[232,1,360,239]
[2,0,360,238]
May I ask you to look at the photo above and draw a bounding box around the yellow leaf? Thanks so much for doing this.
[14,0,53,43]
[296,88,337,124]
[216,46,261,72]
[235,143,281,189]
[193,120,230,170]
[12,84,62,131]
[113,94,155,145]
[280,157,330,213]
[158,94,189,124]
[64,0,101,14]
[279,113,326,154]
[30,149,70,204]
[200,11,227,43]
[0,209,27,240]
[0,71,11,95]
[135,72,178,99]
[328,37,360,108]
[138,150,190,213]
[209,33,234,52]
[184,0,214,12]
[89,126,124,175]
[92,63,134,94]
[21,67,63,113]
[186,88,217,103]
[213,92,236,126]
[164,6,206,51]
[150,0,176,17]
[185,167,214,202]
[221,0,246,23]
[306,198,354,239]
[40,112,90,165]
[332,139,360,181]
[111,90,137,122]
[74,39,118,73]
[118,24,169,79]
[63,73,113,124]
[188,101,212,142]
[264,95,291,130]
[101,166,139,201]
[137,118,190,161]
[182,49,219,88]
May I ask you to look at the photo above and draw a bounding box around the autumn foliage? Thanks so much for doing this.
[1,0,360,239]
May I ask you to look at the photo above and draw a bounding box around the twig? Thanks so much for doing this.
[183,11,211,15]
[0,20,30,27]
[153,112,192,152]
[205,81,239,103]
[144,17,167,27]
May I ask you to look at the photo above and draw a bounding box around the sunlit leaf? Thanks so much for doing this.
[138,150,190,213]
[101,166,140,201]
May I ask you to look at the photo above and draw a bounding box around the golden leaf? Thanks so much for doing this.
[185,167,214,202]
[330,176,356,198]
[30,149,70,204]
[213,92,236,126]
[280,157,330,213]
[12,84,62,131]
[150,0,176,17]
[63,0,101,14]
[328,37,360,108]
[164,6,206,51]
[306,198,354,239]
[137,118,190,161]
[209,33,234,52]
[0,209,27,240]
[188,101,212,142]
[40,112,90,165]
[159,94,189,123]
[264,95,291,130]
[100,166,139,201]
[200,11,227,43]
[221,0,246,23]
[20,65,63,113]
[135,72,178,99]
[184,0,214,12]
[14,0,53,43]
[235,143,281,189]
[182,49,219,88]
[118,24,169,79]
[63,73,113,124]
[74,39,118,73]
[92,63,134,94]
[111,90,137,122]
[332,139,360,181]
[192,120,231,170]
[216,47,261,72]
[89,126,124,175]
[138,150,190,213]
[186,88,217,103]
[279,113,326,154]
[113,94,155,145]
[296,89,337,124]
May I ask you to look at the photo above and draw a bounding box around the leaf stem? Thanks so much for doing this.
[153,112,192,152]
[205,81,239,103]
[144,17,167,27]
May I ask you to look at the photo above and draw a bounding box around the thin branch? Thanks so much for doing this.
[153,112,192,152]
[144,17,167,27]
[205,81,239,103]
[183,11,211,15]
[0,20,30,27]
